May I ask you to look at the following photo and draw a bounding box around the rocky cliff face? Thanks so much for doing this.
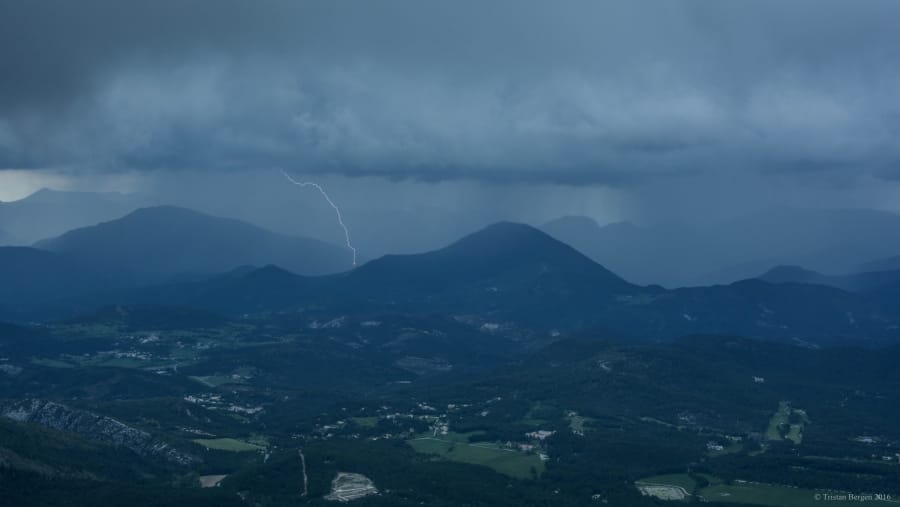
[0,399,196,465]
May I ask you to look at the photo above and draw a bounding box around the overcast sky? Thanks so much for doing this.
[3,0,900,227]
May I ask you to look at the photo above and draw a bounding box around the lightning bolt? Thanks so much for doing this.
[281,169,358,266]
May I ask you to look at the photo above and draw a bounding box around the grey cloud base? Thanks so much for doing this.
[1,0,899,187]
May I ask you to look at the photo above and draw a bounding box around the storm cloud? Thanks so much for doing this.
[3,0,900,187]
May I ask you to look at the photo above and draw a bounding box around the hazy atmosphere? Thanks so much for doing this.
[5,3,900,506]
[4,1,900,285]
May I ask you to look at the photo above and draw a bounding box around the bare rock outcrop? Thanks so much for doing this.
[0,399,197,465]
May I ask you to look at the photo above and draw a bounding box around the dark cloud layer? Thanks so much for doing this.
[2,0,900,186]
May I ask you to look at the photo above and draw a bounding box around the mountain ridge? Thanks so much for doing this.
[349,221,631,292]
[757,264,900,293]
[35,205,351,282]
[79,221,900,346]
[540,208,900,287]
[0,188,143,245]
[5,218,900,346]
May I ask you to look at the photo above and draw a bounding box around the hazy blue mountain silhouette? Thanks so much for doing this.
[0,188,142,245]
[35,206,351,282]
[92,222,900,345]
[758,264,900,293]
[541,208,900,287]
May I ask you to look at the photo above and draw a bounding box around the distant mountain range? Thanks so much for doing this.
[0,188,147,245]
[99,222,636,323]
[862,254,900,273]
[757,265,900,293]
[754,264,900,316]
[10,188,900,290]
[70,221,899,346]
[0,187,480,260]
[542,208,900,287]
[35,205,352,283]
[3,205,900,346]
[0,205,353,319]
[346,221,632,297]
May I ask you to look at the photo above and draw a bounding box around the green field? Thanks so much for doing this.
[80,356,149,369]
[30,358,76,368]
[701,482,897,507]
[351,416,379,428]
[192,438,264,452]
[408,435,545,479]
[190,375,246,387]
[638,474,900,507]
